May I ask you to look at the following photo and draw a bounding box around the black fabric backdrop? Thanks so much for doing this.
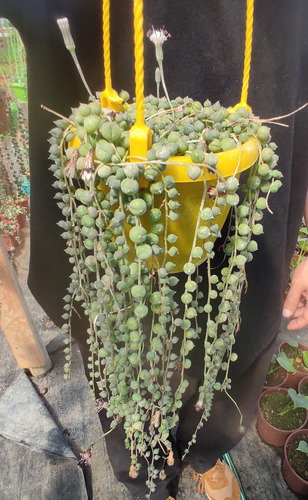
[1,0,307,376]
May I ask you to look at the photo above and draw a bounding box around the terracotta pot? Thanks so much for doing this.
[279,342,308,389]
[262,365,288,392]
[257,388,308,447]
[1,232,20,251]
[298,375,308,395]
[299,376,308,429]
[16,196,29,229]
[0,212,20,251]
[282,429,308,496]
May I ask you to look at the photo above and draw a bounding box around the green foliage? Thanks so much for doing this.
[297,439,308,455]
[0,18,27,99]
[49,93,282,493]
[287,218,308,291]
[279,388,308,416]
[267,354,278,375]
[277,351,296,373]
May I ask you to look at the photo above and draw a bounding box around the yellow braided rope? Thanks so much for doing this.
[133,0,145,127]
[102,0,112,91]
[241,0,254,106]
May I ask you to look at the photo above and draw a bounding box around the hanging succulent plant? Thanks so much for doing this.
[48,91,282,491]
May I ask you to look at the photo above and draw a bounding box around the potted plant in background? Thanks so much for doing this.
[0,24,29,252]
[299,376,308,398]
[282,429,308,496]
[257,387,308,447]
[263,354,288,392]
[278,341,308,389]
[0,18,27,103]
[287,218,308,291]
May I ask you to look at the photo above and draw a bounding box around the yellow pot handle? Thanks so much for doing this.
[100,0,126,111]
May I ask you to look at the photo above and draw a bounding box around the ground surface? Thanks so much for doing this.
[0,226,307,500]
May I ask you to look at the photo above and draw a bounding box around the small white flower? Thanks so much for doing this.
[147,26,171,46]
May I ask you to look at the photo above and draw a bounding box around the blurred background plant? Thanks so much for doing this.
[0,18,27,102]
[287,220,308,291]
[0,18,29,251]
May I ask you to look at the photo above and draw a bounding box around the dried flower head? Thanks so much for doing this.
[167,450,175,466]
[174,359,182,372]
[129,464,139,479]
[81,150,95,182]
[95,398,105,413]
[159,469,167,481]
[64,149,78,178]
[77,447,92,466]
[195,400,203,412]
[207,186,218,198]
[150,410,160,428]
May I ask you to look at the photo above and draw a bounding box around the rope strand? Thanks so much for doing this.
[241,0,254,105]
[102,0,112,90]
[133,0,145,127]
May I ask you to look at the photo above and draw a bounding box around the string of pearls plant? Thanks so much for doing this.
[48,93,282,490]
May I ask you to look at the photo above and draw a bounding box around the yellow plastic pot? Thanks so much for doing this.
[68,133,259,272]
[140,137,259,272]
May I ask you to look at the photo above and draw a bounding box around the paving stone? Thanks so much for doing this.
[0,437,87,500]
[0,370,76,459]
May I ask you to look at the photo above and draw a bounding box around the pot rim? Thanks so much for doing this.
[167,137,259,182]
[258,387,308,432]
[278,342,308,377]
[299,375,308,394]
[263,364,289,391]
[283,428,308,484]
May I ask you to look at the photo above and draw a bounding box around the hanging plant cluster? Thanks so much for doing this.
[48,92,282,489]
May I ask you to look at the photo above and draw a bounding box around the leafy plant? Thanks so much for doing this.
[278,342,308,374]
[267,354,279,375]
[297,439,308,455]
[48,17,285,495]
[277,351,296,374]
[303,351,308,368]
[47,91,285,490]
[287,218,308,291]
[0,18,27,98]
[0,27,29,242]
[279,388,308,417]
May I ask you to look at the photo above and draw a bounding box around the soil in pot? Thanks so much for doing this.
[286,433,308,482]
[280,343,308,374]
[299,380,308,397]
[264,363,287,389]
[260,391,306,430]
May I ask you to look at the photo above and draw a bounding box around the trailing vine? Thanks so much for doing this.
[48,93,282,494]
